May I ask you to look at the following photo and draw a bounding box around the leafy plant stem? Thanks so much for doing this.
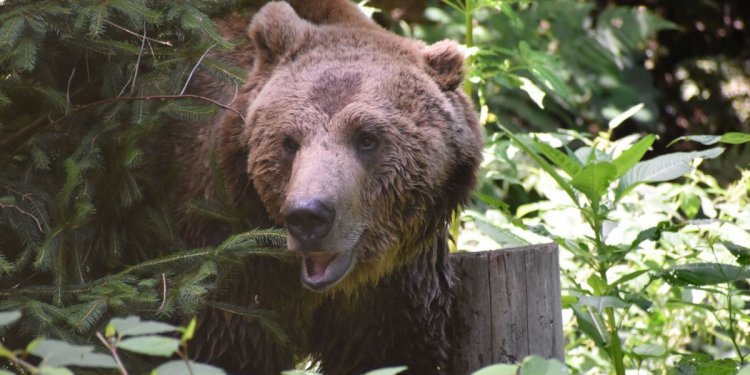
[463,0,474,96]
[95,331,129,375]
[726,283,745,365]
[605,307,625,375]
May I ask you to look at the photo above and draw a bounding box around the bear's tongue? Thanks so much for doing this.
[303,253,337,279]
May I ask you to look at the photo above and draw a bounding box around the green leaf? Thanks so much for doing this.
[667,132,750,147]
[662,263,750,286]
[618,147,724,197]
[28,339,117,368]
[37,368,74,375]
[519,77,546,109]
[110,316,178,337]
[571,305,607,348]
[502,127,579,205]
[631,343,665,357]
[611,134,655,179]
[0,311,21,327]
[117,336,180,357]
[520,356,569,375]
[610,270,649,288]
[720,132,750,144]
[281,371,322,375]
[181,318,197,342]
[577,296,628,311]
[738,364,750,375]
[362,367,408,375]
[725,242,750,266]
[570,162,617,203]
[608,103,644,131]
[152,360,226,375]
[470,363,519,375]
[533,139,581,177]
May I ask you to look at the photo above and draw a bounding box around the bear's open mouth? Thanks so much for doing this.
[301,250,355,291]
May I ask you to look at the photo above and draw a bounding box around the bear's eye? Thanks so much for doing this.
[356,134,378,152]
[282,137,299,154]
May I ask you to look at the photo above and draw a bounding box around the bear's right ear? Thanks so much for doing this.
[249,2,312,64]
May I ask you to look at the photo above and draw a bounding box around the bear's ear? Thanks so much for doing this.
[423,40,466,91]
[248,2,311,64]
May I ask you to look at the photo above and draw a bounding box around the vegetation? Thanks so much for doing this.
[1,0,749,374]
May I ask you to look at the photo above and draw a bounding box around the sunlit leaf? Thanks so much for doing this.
[117,336,180,357]
[0,311,21,327]
[533,139,581,177]
[110,316,178,337]
[577,296,627,311]
[611,134,654,179]
[570,162,617,203]
[632,343,666,357]
[362,367,408,375]
[152,360,226,375]
[470,363,518,375]
[28,339,117,368]
[662,263,750,286]
[618,147,724,197]
[608,103,644,131]
[520,355,569,375]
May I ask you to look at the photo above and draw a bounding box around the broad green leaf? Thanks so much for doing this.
[608,103,644,131]
[28,339,117,368]
[520,356,569,375]
[570,162,617,203]
[533,140,581,177]
[117,336,180,357]
[502,127,579,206]
[577,296,627,311]
[667,132,750,147]
[110,316,178,337]
[611,134,655,179]
[37,368,74,375]
[0,311,21,327]
[561,295,578,308]
[610,270,649,288]
[720,132,750,144]
[725,242,750,266]
[738,364,750,375]
[152,360,226,375]
[618,147,724,197]
[571,305,607,348]
[519,77,546,109]
[181,318,197,342]
[0,370,16,375]
[363,367,408,375]
[632,343,665,357]
[662,263,750,286]
[281,371,322,375]
[470,363,519,375]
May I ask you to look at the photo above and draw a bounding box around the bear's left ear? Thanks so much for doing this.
[249,2,312,65]
[423,40,466,91]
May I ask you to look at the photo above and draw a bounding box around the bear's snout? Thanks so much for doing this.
[284,198,335,246]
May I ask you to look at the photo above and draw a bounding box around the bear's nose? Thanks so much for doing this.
[284,199,335,244]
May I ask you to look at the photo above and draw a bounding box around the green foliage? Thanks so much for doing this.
[0,312,224,374]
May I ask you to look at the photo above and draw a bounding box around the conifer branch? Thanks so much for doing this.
[181,44,217,95]
[105,20,172,46]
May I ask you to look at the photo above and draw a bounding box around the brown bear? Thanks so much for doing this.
[164,1,482,374]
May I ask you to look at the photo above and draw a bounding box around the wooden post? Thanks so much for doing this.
[449,243,564,373]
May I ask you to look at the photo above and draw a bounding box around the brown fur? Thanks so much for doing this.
[163,1,482,373]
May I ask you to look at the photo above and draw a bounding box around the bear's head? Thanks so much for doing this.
[241,2,482,292]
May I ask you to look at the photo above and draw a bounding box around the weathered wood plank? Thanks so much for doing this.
[449,243,563,374]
